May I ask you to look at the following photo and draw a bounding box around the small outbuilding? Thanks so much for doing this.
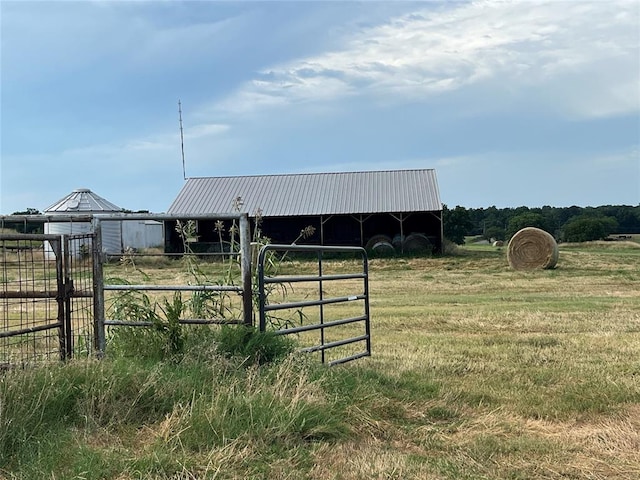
[166,169,443,254]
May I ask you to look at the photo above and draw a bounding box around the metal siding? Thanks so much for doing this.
[167,169,441,217]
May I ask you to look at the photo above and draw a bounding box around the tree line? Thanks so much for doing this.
[443,204,640,245]
[6,204,640,246]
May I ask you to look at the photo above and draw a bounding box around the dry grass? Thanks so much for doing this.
[305,244,640,479]
[2,243,639,479]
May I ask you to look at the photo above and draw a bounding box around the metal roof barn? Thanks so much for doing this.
[166,169,443,255]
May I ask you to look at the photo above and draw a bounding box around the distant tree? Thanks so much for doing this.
[484,225,506,242]
[11,208,41,215]
[9,208,43,234]
[598,205,640,234]
[506,212,553,240]
[442,204,473,245]
[562,216,618,242]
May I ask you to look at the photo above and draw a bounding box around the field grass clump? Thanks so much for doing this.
[0,352,350,478]
[2,242,639,478]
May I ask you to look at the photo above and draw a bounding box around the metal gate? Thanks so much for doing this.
[257,244,371,366]
[0,233,97,366]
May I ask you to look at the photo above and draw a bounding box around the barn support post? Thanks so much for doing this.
[349,214,372,248]
[400,213,404,253]
[428,210,444,254]
[389,213,405,253]
[239,213,253,326]
[320,215,334,246]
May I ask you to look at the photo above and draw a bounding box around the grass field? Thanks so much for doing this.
[1,242,639,479]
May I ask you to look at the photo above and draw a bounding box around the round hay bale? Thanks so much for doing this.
[492,240,504,247]
[370,241,395,256]
[392,234,405,250]
[403,233,432,253]
[365,234,392,252]
[507,227,558,270]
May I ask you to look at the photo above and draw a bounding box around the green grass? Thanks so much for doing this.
[1,243,639,479]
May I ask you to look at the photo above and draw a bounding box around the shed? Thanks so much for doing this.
[166,169,443,254]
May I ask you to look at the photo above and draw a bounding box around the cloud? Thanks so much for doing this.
[212,0,638,120]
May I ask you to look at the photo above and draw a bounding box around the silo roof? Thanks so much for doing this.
[167,169,441,217]
[45,188,123,213]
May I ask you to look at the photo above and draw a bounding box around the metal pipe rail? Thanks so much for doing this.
[104,284,243,292]
[92,213,254,354]
[257,243,371,365]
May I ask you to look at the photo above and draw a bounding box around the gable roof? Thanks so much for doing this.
[45,188,122,213]
[167,169,441,217]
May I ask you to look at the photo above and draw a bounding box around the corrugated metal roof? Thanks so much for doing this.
[167,169,441,217]
[45,188,123,213]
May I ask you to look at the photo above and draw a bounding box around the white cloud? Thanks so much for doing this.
[212,0,639,119]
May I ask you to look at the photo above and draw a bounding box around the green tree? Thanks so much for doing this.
[9,208,43,234]
[11,208,40,215]
[506,212,553,240]
[442,204,473,245]
[562,216,618,242]
[484,225,505,242]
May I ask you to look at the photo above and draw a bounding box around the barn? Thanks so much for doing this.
[165,169,443,255]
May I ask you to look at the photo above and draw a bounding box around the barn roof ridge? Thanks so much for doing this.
[185,167,436,181]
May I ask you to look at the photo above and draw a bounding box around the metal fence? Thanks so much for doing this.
[2,215,372,367]
[93,214,253,353]
[257,244,371,366]
[0,232,98,366]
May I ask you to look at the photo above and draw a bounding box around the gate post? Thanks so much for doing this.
[53,237,67,361]
[239,213,253,326]
[92,220,106,357]
[63,236,74,359]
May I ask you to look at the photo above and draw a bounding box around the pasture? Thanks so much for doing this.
[1,241,639,479]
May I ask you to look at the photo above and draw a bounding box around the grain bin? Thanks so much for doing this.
[44,188,124,258]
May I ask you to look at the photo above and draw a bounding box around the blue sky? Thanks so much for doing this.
[1,0,639,214]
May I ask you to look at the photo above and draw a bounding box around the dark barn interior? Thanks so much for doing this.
[165,170,443,255]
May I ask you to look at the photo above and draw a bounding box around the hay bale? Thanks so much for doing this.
[403,233,432,253]
[392,234,405,250]
[507,227,558,270]
[365,234,392,252]
[370,241,395,256]
[493,240,504,247]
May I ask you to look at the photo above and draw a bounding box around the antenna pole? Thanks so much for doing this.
[178,100,186,180]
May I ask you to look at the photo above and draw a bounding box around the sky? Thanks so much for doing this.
[1,0,639,214]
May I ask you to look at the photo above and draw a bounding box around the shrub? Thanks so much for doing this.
[214,326,295,365]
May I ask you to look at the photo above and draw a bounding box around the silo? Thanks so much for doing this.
[44,188,124,258]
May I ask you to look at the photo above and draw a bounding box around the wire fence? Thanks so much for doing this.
[0,235,64,367]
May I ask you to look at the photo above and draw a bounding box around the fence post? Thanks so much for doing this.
[63,235,73,359]
[92,219,106,357]
[239,213,253,326]
[54,237,67,361]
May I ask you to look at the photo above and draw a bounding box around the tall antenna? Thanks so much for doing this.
[178,100,186,180]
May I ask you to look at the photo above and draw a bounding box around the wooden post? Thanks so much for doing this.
[239,214,253,326]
